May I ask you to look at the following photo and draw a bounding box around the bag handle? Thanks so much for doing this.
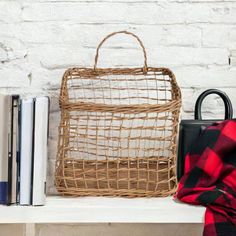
[194,89,233,120]
[94,31,148,73]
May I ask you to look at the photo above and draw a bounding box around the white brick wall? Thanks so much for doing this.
[0,0,236,207]
[1,0,236,235]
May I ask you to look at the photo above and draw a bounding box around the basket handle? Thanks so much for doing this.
[94,31,148,73]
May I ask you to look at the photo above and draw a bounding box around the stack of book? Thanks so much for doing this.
[0,95,49,206]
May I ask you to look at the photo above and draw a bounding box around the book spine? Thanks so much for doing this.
[16,99,21,204]
[8,95,20,205]
[7,96,13,205]
[19,99,34,205]
[32,97,49,206]
[0,95,10,205]
[30,98,36,205]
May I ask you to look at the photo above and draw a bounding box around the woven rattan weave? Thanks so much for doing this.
[55,31,181,197]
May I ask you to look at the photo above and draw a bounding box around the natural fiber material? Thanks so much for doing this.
[55,31,181,197]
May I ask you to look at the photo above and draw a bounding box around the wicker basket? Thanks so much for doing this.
[55,31,181,197]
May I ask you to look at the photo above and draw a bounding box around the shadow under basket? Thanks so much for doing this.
[55,31,181,198]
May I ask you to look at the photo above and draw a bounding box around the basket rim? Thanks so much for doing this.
[62,66,177,77]
[60,66,182,113]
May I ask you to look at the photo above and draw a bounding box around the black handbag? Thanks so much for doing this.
[177,89,233,181]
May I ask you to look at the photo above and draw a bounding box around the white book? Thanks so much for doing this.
[19,98,34,205]
[32,97,49,206]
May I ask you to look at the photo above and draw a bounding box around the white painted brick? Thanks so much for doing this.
[229,29,236,48]
[202,25,236,49]
[18,23,147,47]
[0,23,18,39]
[0,37,27,62]
[17,23,201,49]
[27,45,228,70]
[132,47,228,67]
[22,2,127,23]
[0,47,8,62]
[0,67,29,88]
[47,158,57,194]
[186,0,229,1]
[27,46,94,69]
[224,88,236,118]
[161,25,201,47]
[47,107,60,194]
[230,50,236,66]
[174,66,236,88]
[0,1,22,23]
[37,0,186,2]
[17,23,133,45]
[22,2,236,24]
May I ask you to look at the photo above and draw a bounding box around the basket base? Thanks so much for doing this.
[56,188,177,198]
[55,159,177,197]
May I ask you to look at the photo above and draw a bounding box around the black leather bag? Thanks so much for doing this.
[177,89,233,181]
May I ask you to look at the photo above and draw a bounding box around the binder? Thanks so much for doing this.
[19,98,34,205]
[31,97,49,206]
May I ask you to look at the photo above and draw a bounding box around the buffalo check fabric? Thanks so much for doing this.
[176,120,236,236]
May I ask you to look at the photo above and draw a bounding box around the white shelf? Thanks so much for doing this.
[0,196,205,224]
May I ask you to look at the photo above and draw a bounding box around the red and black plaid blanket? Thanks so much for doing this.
[176,119,236,236]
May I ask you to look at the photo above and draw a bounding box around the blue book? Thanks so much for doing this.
[0,183,7,204]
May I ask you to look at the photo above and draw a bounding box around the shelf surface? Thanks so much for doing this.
[0,196,205,224]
